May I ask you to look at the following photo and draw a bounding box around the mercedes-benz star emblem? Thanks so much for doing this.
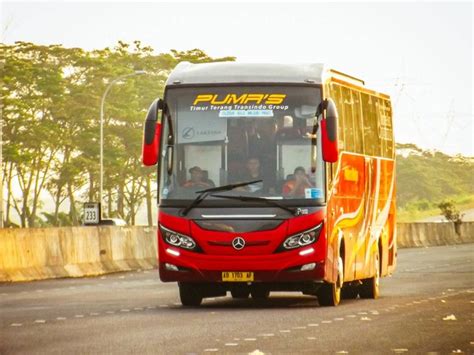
[232,237,245,250]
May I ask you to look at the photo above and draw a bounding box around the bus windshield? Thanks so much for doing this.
[159,85,324,205]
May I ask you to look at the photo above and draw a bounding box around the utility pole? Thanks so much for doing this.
[99,70,145,217]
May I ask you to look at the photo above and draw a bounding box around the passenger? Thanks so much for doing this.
[282,166,312,197]
[182,166,213,189]
[236,157,264,193]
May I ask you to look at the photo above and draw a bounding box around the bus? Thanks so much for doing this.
[142,62,396,307]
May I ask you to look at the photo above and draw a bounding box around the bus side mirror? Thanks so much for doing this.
[322,99,339,163]
[142,98,164,166]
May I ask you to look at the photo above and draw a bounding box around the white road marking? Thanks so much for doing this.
[307,337,316,340]
[134,307,143,311]
[358,312,368,315]
[360,317,371,321]
[34,319,46,324]
[279,330,291,333]
[260,333,275,337]
[120,309,130,312]
[334,318,344,321]
[56,317,66,320]
[307,323,319,327]
[346,315,356,318]
[225,343,238,346]
[204,348,219,352]
[292,326,306,330]
[106,311,115,314]
[90,312,99,316]
[10,323,22,327]
[75,315,84,318]
[244,338,257,341]
[321,320,332,324]
[392,349,408,353]
[36,289,43,293]
[442,314,457,321]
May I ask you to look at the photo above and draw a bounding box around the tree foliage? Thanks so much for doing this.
[396,143,474,209]
[1,41,235,227]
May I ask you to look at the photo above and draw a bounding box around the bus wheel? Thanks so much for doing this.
[318,256,343,306]
[359,249,380,299]
[251,289,270,300]
[231,289,250,299]
[179,283,203,307]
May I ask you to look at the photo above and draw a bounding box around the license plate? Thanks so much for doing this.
[222,271,254,282]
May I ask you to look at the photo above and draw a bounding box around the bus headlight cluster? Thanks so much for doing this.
[278,223,323,252]
[159,225,200,252]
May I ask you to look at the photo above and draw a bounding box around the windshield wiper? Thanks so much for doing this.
[210,194,298,216]
[180,180,263,216]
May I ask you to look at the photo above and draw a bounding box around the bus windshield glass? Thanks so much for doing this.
[159,86,324,205]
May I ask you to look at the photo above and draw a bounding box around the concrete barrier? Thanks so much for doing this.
[397,222,474,248]
[0,226,157,282]
[0,222,473,282]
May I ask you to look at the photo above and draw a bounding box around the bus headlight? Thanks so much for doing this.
[277,223,323,252]
[159,224,201,252]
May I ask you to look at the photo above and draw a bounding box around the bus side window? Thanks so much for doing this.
[378,99,394,158]
[330,83,345,151]
[341,86,355,152]
[351,89,364,154]
[361,93,380,156]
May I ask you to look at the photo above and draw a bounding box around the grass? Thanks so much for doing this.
[397,194,474,223]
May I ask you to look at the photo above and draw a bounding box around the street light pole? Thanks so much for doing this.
[99,70,145,217]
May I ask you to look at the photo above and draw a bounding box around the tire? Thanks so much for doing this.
[359,249,380,299]
[179,283,203,307]
[251,289,270,300]
[231,289,250,299]
[341,286,359,299]
[318,256,343,306]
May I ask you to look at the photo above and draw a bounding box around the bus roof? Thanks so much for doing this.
[166,62,326,86]
[165,62,389,99]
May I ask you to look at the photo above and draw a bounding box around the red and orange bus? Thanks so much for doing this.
[142,62,396,306]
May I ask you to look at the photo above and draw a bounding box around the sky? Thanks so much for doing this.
[1,1,473,156]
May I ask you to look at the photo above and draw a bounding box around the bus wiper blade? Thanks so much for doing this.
[211,194,298,216]
[195,180,263,194]
[181,180,263,216]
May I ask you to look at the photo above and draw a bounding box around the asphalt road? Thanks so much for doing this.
[1,244,473,354]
